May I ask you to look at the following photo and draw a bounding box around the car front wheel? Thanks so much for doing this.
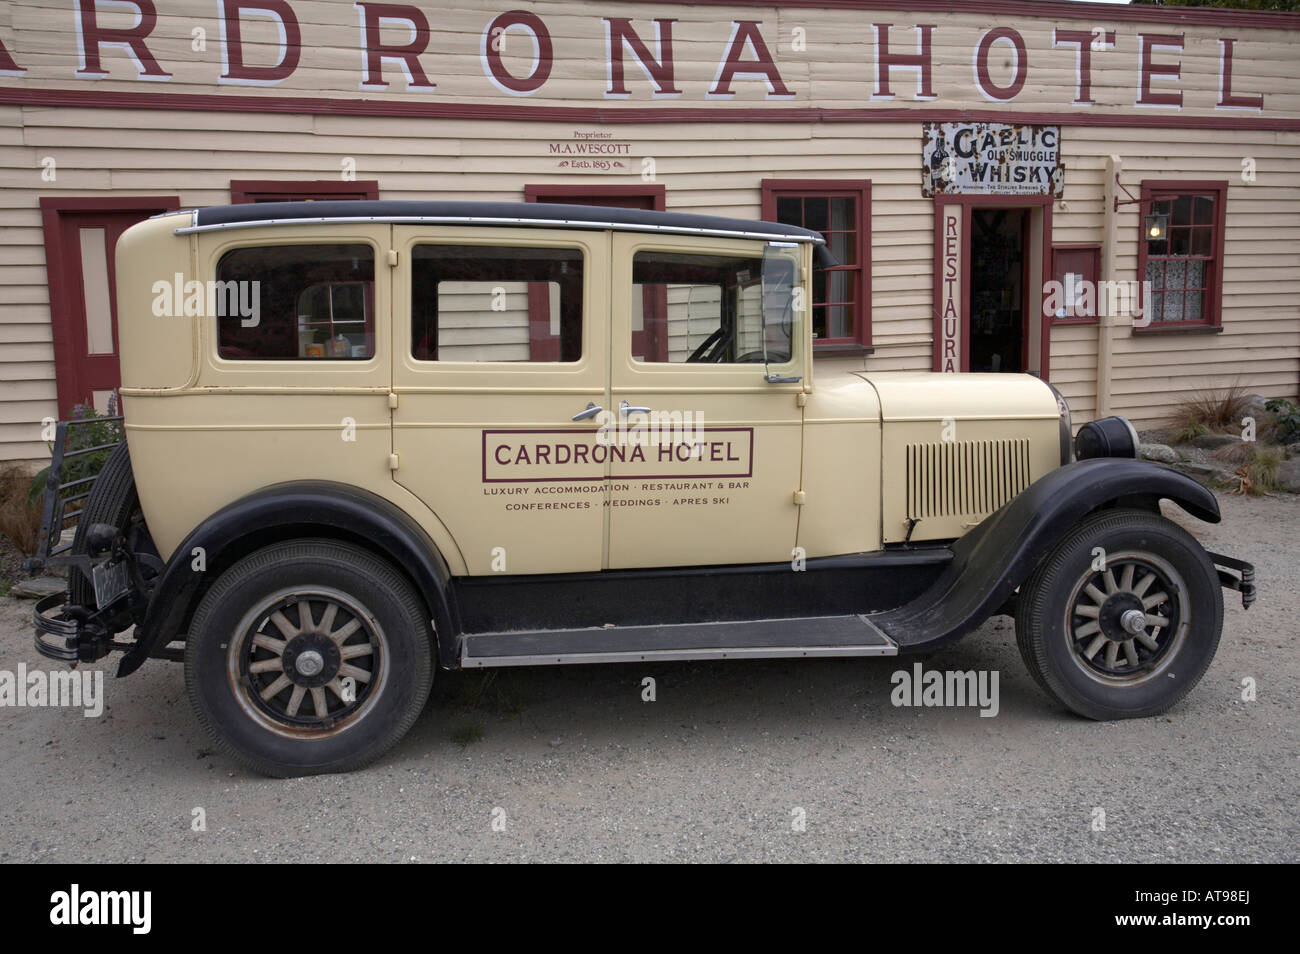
[185,539,433,776]
[1015,509,1223,720]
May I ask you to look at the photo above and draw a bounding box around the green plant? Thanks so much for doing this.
[27,397,124,507]
[1166,385,1249,444]
[1248,447,1283,494]
[1169,420,1210,445]
[1265,397,1300,445]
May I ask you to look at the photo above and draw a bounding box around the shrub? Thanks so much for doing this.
[0,465,42,556]
[1213,441,1256,468]
[1249,446,1283,494]
[1265,397,1300,445]
[1166,385,1249,443]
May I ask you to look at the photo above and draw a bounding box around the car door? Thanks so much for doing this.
[605,233,806,569]
[390,226,609,575]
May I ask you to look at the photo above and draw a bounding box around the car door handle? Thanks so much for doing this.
[620,400,651,416]
[572,402,603,421]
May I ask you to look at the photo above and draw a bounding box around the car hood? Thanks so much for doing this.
[847,370,1060,422]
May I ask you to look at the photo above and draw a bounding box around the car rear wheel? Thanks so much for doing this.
[184,539,433,777]
[1015,509,1223,720]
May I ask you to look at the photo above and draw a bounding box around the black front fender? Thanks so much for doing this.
[118,482,460,676]
[876,458,1220,652]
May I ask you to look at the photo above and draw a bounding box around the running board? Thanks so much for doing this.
[461,614,898,668]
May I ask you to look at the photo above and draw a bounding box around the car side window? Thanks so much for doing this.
[410,245,583,362]
[631,251,767,364]
[215,244,375,360]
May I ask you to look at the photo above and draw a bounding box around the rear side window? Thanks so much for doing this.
[410,245,583,362]
[215,244,375,360]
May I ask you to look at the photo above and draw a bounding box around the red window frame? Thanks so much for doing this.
[524,184,668,362]
[1136,180,1227,334]
[230,180,380,203]
[761,179,872,352]
[1050,244,1101,325]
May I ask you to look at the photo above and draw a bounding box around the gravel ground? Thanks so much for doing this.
[0,492,1295,864]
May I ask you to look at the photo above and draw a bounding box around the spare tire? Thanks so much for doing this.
[67,441,140,609]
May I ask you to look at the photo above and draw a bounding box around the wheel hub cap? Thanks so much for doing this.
[295,649,325,677]
[1119,608,1147,637]
[280,633,341,689]
[1098,591,1146,641]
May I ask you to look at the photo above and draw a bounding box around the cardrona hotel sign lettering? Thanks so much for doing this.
[0,2,1268,112]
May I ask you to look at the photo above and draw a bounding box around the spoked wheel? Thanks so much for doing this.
[233,588,387,736]
[186,540,433,776]
[1017,509,1223,720]
[1065,553,1188,684]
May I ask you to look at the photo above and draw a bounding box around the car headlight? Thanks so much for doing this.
[1075,416,1140,460]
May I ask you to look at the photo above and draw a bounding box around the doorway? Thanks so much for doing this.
[40,196,180,417]
[931,196,1051,379]
[968,208,1028,373]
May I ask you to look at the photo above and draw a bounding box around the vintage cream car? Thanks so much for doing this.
[31,201,1255,776]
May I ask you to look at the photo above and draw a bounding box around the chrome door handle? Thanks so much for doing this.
[572,402,603,421]
[620,400,651,416]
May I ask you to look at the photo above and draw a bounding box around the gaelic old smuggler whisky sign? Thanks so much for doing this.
[923,122,1064,197]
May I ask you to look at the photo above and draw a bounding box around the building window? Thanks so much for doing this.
[230,180,380,203]
[1137,181,1227,331]
[761,179,871,351]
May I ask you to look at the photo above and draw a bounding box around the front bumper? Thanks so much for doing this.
[1209,552,1256,609]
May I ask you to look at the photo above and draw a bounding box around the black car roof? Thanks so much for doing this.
[182,200,827,246]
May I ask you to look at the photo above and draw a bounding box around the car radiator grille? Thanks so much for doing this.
[905,438,1032,520]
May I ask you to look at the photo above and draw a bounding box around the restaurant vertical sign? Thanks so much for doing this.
[936,205,963,373]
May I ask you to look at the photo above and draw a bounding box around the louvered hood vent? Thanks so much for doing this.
[906,439,1031,520]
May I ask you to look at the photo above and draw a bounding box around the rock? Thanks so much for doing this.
[1242,394,1271,419]
[1174,462,1234,487]
[1277,459,1300,495]
[10,576,67,599]
[1139,443,1178,464]
[1285,443,1300,460]
[1191,432,1241,450]
[1138,427,1176,446]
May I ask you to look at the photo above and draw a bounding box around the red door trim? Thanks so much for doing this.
[931,194,1053,380]
[40,196,181,417]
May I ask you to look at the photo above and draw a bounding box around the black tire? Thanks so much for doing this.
[68,442,138,608]
[184,539,434,777]
[1015,508,1223,721]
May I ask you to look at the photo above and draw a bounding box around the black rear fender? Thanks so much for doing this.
[119,482,460,676]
